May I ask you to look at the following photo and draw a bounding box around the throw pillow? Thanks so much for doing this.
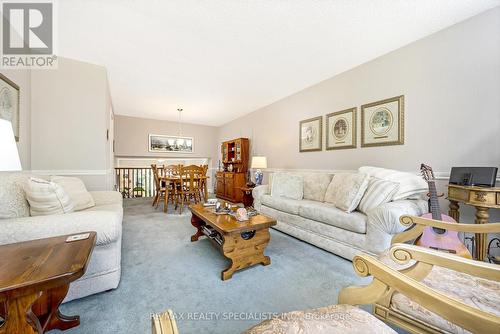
[50,176,95,211]
[270,173,303,200]
[23,177,74,216]
[358,166,427,200]
[358,177,400,214]
[324,173,370,213]
[302,173,334,202]
[0,172,31,219]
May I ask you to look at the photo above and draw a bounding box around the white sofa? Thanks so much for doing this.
[253,170,428,260]
[0,172,122,302]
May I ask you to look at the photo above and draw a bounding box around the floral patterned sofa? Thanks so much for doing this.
[252,167,428,260]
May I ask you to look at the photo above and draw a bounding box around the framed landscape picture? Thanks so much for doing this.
[361,95,404,147]
[149,134,194,153]
[299,116,322,152]
[0,73,20,141]
[326,107,356,150]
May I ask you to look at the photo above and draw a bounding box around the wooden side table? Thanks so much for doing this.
[447,184,500,261]
[0,232,96,334]
[239,186,255,207]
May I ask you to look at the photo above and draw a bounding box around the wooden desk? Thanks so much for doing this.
[0,232,96,333]
[447,184,500,261]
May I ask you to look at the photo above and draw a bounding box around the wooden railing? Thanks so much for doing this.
[115,166,214,199]
[115,167,158,198]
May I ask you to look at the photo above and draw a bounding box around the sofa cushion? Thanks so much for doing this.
[359,166,427,200]
[302,173,334,202]
[270,172,303,200]
[243,304,397,334]
[390,265,500,334]
[0,210,122,246]
[0,172,30,219]
[358,177,399,214]
[51,176,95,211]
[299,201,367,233]
[89,191,123,207]
[23,177,74,216]
[324,173,370,213]
[261,194,302,215]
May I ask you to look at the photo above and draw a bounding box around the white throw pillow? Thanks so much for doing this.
[51,176,95,211]
[0,172,31,219]
[270,173,303,200]
[23,177,74,216]
[358,166,428,200]
[324,173,370,213]
[358,177,400,214]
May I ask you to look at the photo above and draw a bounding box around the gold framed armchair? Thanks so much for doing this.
[339,215,500,334]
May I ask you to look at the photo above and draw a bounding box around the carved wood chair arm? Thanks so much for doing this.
[392,215,500,245]
[340,254,500,334]
[400,215,500,233]
[390,243,500,281]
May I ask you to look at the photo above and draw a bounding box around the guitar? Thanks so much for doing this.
[417,164,472,259]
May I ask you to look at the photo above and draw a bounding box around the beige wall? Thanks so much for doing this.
[219,7,500,174]
[218,8,500,223]
[30,57,113,190]
[1,69,31,169]
[114,115,219,166]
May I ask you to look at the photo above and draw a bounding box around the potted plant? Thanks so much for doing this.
[133,186,145,198]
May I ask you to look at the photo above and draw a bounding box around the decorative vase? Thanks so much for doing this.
[255,170,263,185]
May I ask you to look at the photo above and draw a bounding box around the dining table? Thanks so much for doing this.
[159,175,209,213]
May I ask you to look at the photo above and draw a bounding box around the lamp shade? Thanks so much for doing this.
[0,119,21,171]
[251,156,267,169]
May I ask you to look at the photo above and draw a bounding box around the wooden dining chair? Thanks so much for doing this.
[176,165,204,213]
[199,164,209,201]
[162,164,181,210]
[151,164,166,208]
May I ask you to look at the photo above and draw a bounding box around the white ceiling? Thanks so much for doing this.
[58,0,500,126]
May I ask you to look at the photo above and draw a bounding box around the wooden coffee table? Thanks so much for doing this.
[0,232,96,334]
[189,204,277,280]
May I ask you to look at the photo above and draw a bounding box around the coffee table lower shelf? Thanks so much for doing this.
[190,213,272,281]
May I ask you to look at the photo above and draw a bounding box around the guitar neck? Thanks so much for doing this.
[428,181,442,220]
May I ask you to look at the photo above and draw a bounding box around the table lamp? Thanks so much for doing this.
[251,156,267,186]
[0,119,22,171]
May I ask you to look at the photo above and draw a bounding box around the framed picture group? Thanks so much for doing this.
[299,95,404,152]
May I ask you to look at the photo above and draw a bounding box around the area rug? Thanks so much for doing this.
[61,198,371,333]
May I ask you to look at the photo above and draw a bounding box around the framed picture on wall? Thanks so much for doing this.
[326,107,356,150]
[148,134,194,153]
[299,116,322,152]
[0,73,20,141]
[361,95,404,147]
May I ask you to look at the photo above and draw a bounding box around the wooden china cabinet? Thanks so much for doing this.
[216,138,249,203]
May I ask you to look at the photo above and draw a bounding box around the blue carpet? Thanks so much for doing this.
[60,198,371,333]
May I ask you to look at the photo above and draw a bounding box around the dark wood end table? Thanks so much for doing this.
[0,232,96,334]
[189,204,276,280]
[239,186,255,207]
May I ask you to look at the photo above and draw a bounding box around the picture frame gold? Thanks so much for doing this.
[326,107,357,150]
[361,95,404,147]
[0,73,20,142]
[299,116,322,152]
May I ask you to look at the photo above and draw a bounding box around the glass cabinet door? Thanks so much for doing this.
[235,141,241,161]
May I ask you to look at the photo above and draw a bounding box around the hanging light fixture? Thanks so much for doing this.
[177,108,183,137]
